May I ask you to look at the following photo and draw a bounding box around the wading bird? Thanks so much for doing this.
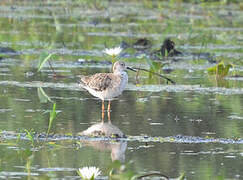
[79,61,136,121]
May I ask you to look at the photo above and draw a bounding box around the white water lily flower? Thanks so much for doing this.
[78,166,101,180]
[103,46,122,57]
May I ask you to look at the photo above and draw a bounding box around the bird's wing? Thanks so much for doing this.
[80,73,114,91]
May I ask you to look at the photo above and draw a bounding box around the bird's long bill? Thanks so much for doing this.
[126,66,137,72]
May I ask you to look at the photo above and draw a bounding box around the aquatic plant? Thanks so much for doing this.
[47,103,57,136]
[136,54,175,84]
[25,153,34,179]
[133,66,175,84]
[77,166,101,180]
[24,129,34,147]
[103,46,122,58]
[37,52,54,72]
[37,87,53,103]
[207,61,233,77]
[178,173,185,180]
[16,133,21,143]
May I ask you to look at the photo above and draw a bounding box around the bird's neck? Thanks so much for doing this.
[114,70,126,76]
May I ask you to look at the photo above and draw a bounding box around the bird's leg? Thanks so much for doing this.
[102,100,105,112]
[107,109,111,123]
[107,100,111,122]
[102,100,105,123]
[102,110,104,123]
[108,100,111,112]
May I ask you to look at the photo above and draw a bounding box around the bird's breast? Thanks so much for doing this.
[119,73,128,91]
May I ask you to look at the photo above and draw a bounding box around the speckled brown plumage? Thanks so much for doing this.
[80,73,115,91]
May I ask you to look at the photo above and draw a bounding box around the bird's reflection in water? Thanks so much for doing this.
[79,121,127,162]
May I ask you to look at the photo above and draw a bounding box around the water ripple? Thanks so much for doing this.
[0,81,242,95]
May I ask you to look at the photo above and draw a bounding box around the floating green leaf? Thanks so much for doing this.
[37,52,54,72]
[207,61,233,77]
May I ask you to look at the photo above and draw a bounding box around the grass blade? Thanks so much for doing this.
[37,87,53,103]
[24,129,34,147]
[47,103,57,136]
[37,53,54,72]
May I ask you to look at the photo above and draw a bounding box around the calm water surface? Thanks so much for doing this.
[0,0,243,179]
